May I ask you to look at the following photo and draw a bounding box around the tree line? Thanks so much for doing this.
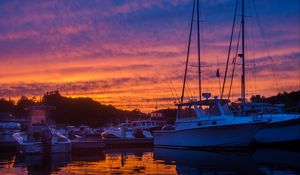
[250,90,300,112]
[0,91,147,127]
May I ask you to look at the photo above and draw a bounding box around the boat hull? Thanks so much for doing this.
[16,142,71,154]
[255,118,300,144]
[13,133,72,154]
[154,123,259,148]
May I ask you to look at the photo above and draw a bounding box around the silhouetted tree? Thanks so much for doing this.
[15,96,37,117]
[251,90,300,112]
[250,95,266,102]
[156,108,177,124]
[0,98,15,114]
[41,91,147,126]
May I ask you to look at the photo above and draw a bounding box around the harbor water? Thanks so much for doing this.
[1,147,299,175]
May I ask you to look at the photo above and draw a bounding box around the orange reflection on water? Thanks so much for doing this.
[59,150,176,175]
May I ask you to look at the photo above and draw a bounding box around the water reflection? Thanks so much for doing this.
[154,148,258,175]
[254,148,300,174]
[0,148,299,174]
[14,153,71,175]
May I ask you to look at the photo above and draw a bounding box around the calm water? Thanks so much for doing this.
[0,147,299,175]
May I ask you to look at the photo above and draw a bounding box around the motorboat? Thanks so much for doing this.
[13,129,71,154]
[13,106,71,154]
[0,122,21,147]
[64,125,105,150]
[101,121,153,139]
[153,94,262,148]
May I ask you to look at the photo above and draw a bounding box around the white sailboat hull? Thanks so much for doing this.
[255,118,300,144]
[154,123,259,148]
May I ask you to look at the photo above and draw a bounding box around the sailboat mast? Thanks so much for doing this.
[180,0,196,104]
[197,0,202,101]
[241,0,246,105]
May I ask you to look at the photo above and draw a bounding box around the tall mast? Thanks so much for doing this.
[180,0,196,104]
[197,0,202,101]
[241,0,246,107]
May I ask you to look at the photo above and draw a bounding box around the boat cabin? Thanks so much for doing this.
[27,105,55,140]
[176,94,233,119]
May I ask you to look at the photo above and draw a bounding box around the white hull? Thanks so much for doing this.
[13,132,72,154]
[101,128,153,139]
[255,118,300,144]
[154,123,259,148]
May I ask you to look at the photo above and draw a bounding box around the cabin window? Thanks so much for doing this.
[178,106,197,118]
[212,121,217,125]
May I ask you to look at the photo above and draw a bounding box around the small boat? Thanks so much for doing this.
[13,106,71,154]
[13,129,71,154]
[65,125,105,150]
[101,121,153,139]
[0,122,21,148]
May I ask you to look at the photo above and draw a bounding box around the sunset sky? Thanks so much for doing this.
[0,0,299,112]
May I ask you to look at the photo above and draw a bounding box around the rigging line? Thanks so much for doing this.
[216,57,222,97]
[170,80,180,102]
[228,23,242,100]
[166,80,177,100]
[221,0,239,99]
[181,0,196,104]
[186,80,194,100]
[252,0,282,92]
[167,84,178,103]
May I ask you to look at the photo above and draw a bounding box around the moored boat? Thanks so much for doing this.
[13,106,71,154]
[254,114,300,144]
[101,121,153,139]
[154,95,262,148]
[153,0,263,149]
[232,102,300,144]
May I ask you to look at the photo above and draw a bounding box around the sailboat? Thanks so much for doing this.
[153,0,262,148]
[219,0,300,145]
